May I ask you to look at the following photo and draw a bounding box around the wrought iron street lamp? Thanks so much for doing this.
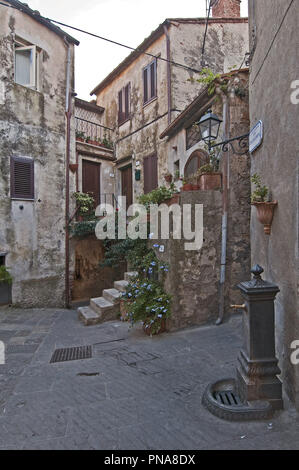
[197,109,249,155]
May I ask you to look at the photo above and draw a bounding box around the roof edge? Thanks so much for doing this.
[4,0,80,45]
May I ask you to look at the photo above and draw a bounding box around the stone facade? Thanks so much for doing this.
[91,13,248,205]
[248,0,299,410]
[0,2,78,307]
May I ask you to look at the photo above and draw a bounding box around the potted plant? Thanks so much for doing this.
[0,266,12,306]
[122,278,171,336]
[72,192,95,221]
[251,173,277,235]
[181,177,193,192]
[76,131,85,142]
[197,163,222,190]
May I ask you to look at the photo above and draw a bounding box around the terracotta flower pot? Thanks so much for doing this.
[76,137,85,142]
[252,201,278,235]
[182,183,193,192]
[69,163,79,173]
[143,319,166,336]
[192,184,200,191]
[199,173,222,191]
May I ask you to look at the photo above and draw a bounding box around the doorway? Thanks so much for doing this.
[121,165,133,210]
[82,160,101,206]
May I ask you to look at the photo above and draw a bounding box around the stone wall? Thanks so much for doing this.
[93,18,248,202]
[248,0,299,410]
[212,0,241,18]
[0,7,76,307]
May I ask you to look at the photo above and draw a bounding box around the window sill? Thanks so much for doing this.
[11,198,35,202]
[143,96,158,108]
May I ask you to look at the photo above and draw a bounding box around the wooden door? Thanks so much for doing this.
[143,154,158,194]
[121,165,133,209]
[82,160,101,206]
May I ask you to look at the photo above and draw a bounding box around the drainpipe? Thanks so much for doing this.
[216,92,230,325]
[64,39,72,308]
[163,24,172,126]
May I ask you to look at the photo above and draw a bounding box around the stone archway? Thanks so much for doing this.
[184,150,209,178]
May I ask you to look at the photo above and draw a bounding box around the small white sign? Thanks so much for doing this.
[249,120,263,153]
[159,245,165,253]
[0,341,5,365]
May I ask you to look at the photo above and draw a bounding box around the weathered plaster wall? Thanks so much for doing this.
[169,20,249,113]
[248,0,299,409]
[0,7,76,307]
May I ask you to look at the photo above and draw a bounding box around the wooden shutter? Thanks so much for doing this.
[124,83,130,120]
[10,156,34,199]
[118,90,123,124]
[143,68,148,104]
[82,160,101,206]
[143,154,158,194]
[150,61,156,99]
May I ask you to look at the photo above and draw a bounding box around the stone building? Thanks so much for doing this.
[90,0,248,206]
[248,0,299,410]
[0,0,79,307]
[157,69,251,329]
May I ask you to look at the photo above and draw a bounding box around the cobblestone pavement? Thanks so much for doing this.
[0,307,298,450]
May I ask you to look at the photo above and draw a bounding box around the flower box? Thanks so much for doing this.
[199,173,222,191]
[143,319,166,336]
[251,201,278,235]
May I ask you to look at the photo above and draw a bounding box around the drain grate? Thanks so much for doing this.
[50,345,92,364]
[213,390,242,406]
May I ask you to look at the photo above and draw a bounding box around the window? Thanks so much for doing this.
[14,42,38,89]
[143,60,157,104]
[10,156,34,200]
[143,154,158,194]
[118,83,131,125]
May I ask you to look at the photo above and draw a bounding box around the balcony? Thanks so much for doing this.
[75,117,114,151]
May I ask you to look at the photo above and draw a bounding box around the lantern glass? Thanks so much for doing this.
[198,110,222,144]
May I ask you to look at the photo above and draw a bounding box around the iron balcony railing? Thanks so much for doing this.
[75,117,114,150]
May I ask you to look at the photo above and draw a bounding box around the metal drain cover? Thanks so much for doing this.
[50,346,92,363]
[213,390,242,406]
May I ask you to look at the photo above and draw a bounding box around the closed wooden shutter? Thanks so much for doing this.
[82,160,101,206]
[10,156,34,199]
[143,154,158,194]
[118,90,123,124]
[143,68,148,104]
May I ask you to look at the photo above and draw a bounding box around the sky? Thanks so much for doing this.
[26,0,249,100]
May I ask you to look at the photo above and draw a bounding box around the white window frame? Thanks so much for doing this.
[14,45,37,89]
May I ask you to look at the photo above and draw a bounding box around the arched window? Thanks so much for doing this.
[184,150,209,178]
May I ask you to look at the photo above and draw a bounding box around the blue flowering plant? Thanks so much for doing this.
[122,278,171,335]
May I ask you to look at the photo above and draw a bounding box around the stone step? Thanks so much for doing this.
[90,296,120,322]
[78,306,101,326]
[114,280,129,293]
[103,288,122,304]
[124,271,138,281]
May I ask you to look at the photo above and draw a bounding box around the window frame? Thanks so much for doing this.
[143,59,157,105]
[14,44,38,90]
[118,82,131,126]
[10,156,35,201]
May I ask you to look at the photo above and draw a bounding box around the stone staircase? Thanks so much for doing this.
[78,271,137,326]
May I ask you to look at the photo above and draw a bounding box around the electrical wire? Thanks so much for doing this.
[0,0,202,74]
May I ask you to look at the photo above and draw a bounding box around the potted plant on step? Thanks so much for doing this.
[0,266,12,306]
[76,131,85,142]
[251,173,277,235]
[72,192,95,221]
[164,172,173,184]
[181,177,193,192]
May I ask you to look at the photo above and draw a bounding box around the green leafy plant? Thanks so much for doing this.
[251,173,269,203]
[102,135,114,149]
[0,266,12,284]
[76,131,85,140]
[138,186,176,211]
[174,169,180,181]
[72,192,95,216]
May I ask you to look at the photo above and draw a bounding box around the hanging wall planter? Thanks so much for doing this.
[252,201,278,235]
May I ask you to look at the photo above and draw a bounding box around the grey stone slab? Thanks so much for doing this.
[14,375,55,394]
